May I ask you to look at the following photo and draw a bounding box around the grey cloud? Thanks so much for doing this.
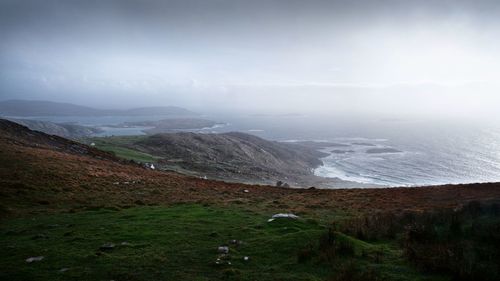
[1,0,500,117]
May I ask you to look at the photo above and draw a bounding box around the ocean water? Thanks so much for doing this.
[16,114,500,187]
[204,114,500,187]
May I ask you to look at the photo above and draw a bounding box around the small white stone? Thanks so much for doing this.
[217,246,229,254]
[26,256,44,263]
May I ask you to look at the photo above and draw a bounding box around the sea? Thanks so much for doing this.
[13,113,500,187]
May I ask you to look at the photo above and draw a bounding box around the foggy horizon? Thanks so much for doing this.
[1,0,500,118]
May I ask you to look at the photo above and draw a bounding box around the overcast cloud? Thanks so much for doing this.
[1,0,499,117]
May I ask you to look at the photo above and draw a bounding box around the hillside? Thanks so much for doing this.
[0,119,119,161]
[0,100,197,117]
[1,118,500,281]
[103,131,329,185]
[7,118,103,139]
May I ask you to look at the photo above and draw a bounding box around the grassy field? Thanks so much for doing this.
[0,204,443,281]
[86,136,160,163]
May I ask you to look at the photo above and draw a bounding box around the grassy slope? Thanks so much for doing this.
[1,205,327,281]
[86,136,160,163]
[0,204,440,281]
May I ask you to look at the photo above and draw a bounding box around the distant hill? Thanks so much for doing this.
[116,118,221,134]
[125,131,328,184]
[0,100,197,117]
[0,119,117,161]
[6,118,103,139]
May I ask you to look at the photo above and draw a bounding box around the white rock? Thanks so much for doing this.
[26,256,44,263]
[217,246,229,254]
[268,213,299,222]
[243,189,249,193]
[272,213,299,219]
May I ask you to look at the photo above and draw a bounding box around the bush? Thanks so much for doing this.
[335,201,500,281]
[318,229,355,263]
[402,201,500,281]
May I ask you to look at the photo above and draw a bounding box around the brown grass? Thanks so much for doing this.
[2,136,500,220]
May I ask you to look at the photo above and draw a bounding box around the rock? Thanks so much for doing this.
[243,256,249,261]
[229,239,242,246]
[352,142,376,146]
[120,241,131,246]
[26,256,44,263]
[99,243,115,251]
[32,233,48,240]
[243,189,249,193]
[366,148,402,154]
[331,149,355,154]
[59,268,70,273]
[217,246,229,254]
[150,164,155,170]
[268,213,299,222]
[215,254,232,266]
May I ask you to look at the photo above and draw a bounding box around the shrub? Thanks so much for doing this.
[318,229,355,263]
[335,201,500,281]
[402,202,500,281]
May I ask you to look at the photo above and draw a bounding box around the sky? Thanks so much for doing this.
[1,0,500,117]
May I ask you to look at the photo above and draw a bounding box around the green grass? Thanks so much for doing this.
[0,204,329,280]
[86,136,160,163]
[0,204,448,281]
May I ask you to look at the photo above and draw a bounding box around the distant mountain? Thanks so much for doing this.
[0,100,102,116]
[116,118,221,134]
[0,100,197,117]
[7,118,103,139]
[121,107,197,116]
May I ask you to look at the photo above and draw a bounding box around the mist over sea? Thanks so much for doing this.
[21,113,500,187]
